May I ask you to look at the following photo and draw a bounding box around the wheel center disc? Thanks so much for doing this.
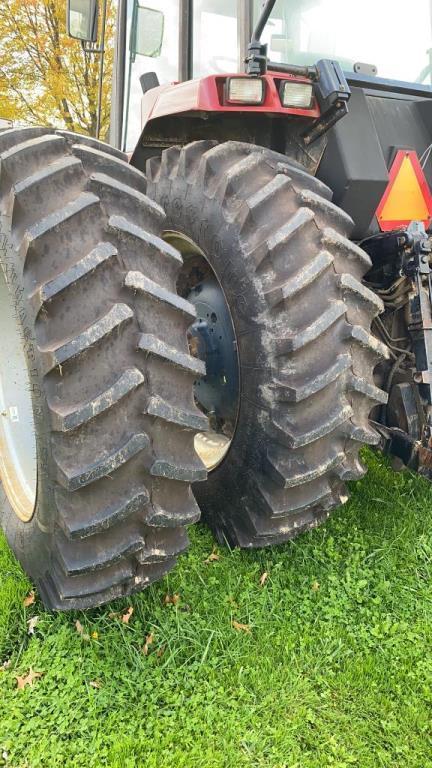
[163,231,240,472]
[0,264,37,522]
[188,279,239,424]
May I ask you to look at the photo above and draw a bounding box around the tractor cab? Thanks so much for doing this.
[112,0,432,154]
[92,0,432,242]
[67,1,432,159]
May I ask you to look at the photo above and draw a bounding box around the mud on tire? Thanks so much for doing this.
[0,127,207,610]
[146,140,388,548]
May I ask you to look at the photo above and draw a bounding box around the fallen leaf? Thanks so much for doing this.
[15,668,42,690]
[164,593,180,606]
[75,620,90,641]
[142,632,154,656]
[204,550,220,564]
[23,591,35,608]
[89,679,102,689]
[91,631,99,640]
[27,616,39,635]
[259,572,268,587]
[232,620,251,634]
[108,612,118,619]
[121,607,134,624]
[311,581,320,591]
[156,646,165,658]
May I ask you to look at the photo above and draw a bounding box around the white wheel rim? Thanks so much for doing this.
[194,432,231,471]
[0,264,37,522]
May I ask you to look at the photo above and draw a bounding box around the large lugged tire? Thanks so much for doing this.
[146,141,388,548]
[0,127,206,610]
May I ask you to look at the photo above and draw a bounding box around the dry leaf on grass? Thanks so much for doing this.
[27,616,39,635]
[89,679,102,689]
[23,591,35,608]
[164,593,180,606]
[311,581,320,591]
[108,609,132,623]
[121,607,134,624]
[259,572,268,587]
[204,550,220,564]
[142,632,154,656]
[232,620,251,634]
[75,620,90,641]
[15,668,42,690]
[91,631,99,640]
[156,646,165,659]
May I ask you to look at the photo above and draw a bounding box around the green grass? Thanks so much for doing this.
[1,451,432,767]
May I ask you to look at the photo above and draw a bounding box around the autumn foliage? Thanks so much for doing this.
[0,0,114,137]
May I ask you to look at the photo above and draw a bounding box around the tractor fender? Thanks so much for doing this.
[131,73,320,172]
[140,73,319,128]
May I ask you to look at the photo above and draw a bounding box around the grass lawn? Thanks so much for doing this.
[1,451,432,767]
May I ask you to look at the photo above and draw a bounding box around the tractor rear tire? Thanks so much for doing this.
[0,128,206,610]
[146,140,388,547]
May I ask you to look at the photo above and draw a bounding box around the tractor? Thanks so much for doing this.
[1,0,432,609]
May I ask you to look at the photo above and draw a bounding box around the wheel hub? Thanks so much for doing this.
[163,231,241,472]
[188,278,239,424]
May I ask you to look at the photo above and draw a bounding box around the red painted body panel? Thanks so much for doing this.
[141,72,320,131]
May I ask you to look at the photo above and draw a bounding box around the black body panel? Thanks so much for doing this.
[317,86,432,239]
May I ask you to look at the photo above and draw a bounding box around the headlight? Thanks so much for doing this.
[226,77,265,105]
[280,81,314,109]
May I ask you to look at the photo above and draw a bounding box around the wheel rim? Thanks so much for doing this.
[0,265,37,522]
[164,231,240,472]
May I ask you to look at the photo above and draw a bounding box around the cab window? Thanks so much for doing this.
[192,0,238,78]
[122,0,179,151]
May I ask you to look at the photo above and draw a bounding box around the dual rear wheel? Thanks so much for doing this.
[0,130,386,609]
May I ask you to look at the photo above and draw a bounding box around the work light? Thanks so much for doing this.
[226,77,265,105]
[280,81,314,109]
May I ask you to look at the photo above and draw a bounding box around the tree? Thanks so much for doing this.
[0,0,115,137]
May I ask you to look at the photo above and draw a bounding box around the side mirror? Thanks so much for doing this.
[67,0,99,43]
[131,5,164,58]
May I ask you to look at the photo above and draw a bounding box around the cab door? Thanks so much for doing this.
[122,0,180,150]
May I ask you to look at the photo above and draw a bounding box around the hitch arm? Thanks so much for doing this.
[405,225,432,404]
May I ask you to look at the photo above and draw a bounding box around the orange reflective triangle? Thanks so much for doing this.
[376,150,432,232]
